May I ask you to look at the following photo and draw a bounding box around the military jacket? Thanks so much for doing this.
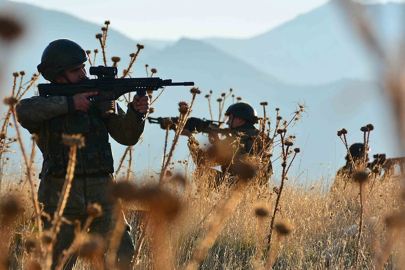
[187,123,272,185]
[16,95,145,214]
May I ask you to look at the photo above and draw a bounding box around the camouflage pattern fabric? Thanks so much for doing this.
[16,95,145,268]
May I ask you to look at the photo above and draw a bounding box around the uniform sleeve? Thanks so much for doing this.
[103,103,145,146]
[15,96,72,134]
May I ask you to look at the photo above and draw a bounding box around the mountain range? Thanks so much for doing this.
[0,0,401,181]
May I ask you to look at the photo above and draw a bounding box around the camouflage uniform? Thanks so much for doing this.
[16,95,144,269]
[187,123,272,187]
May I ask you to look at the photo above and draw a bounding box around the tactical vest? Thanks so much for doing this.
[43,102,114,177]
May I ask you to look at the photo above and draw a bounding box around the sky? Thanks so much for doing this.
[6,0,402,41]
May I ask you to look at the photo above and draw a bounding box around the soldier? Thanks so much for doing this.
[331,143,370,192]
[181,102,272,187]
[15,39,149,269]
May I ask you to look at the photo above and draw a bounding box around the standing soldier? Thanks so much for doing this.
[15,39,149,269]
[181,102,272,187]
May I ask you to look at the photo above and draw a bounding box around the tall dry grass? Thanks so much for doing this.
[0,7,404,270]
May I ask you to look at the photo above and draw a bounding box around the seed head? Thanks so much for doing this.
[0,196,24,224]
[190,87,201,94]
[101,27,107,32]
[178,101,189,115]
[0,16,24,42]
[367,124,374,131]
[277,129,284,134]
[277,116,282,121]
[86,50,91,55]
[273,187,280,195]
[12,72,19,77]
[275,220,292,235]
[337,130,342,136]
[210,90,213,94]
[62,134,85,148]
[94,49,99,53]
[79,235,106,261]
[360,126,368,132]
[341,128,348,135]
[111,56,121,63]
[104,20,110,25]
[145,64,149,68]
[294,147,300,153]
[24,237,38,253]
[165,170,173,178]
[221,93,226,97]
[41,232,53,245]
[149,107,155,114]
[254,206,270,217]
[205,94,210,98]
[20,71,25,76]
[236,97,242,101]
[275,108,280,111]
[260,102,268,106]
[87,203,102,218]
[163,117,174,126]
[285,139,293,146]
[137,44,145,50]
[95,33,102,39]
[151,68,157,73]
[353,171,369,184]
[217,98,222,103]
[3,95,18,105]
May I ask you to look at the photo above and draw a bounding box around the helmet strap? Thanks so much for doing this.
[58,70,73,84]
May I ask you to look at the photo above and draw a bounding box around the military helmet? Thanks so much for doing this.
[37,39,88,81]
[225,102,258,123]
[346,143,367,161]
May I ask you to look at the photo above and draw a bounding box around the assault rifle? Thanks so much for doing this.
[38,66,194,120]
[371,154,405,174]
[148,116,231,136]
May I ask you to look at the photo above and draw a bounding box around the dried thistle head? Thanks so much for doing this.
[62,134,85,148]
[3,95,18,106]
[353,171,369,184]
[105,20,110,25]
[0,16,24,42]
[360,126,368,132]
[101,27,107,32]
[149,107,155,114]
[236,97,242,101]
[275,220,292,236]
[137,44,145,50]
[19,71,25,76]
[178,101,189,115]
[111,181,138,201]
[205,94,210,98]
[254,205,270,218]
[275,108,280,111]
[163,117,174,126]
[86,50,91,55]
[367,123,374,131]
[277,116,282,121]
[385,212,405,228]
[341,128,348,135]
[41,231,53,245]
[337,130,342,137]
[151,68,157,74]
[0,196,24,224]
[87,203,103,218]
[217,98,222,102]
[79,235,106,261]
[145,64,149,68]
[24,237,39,253]
[95,33,103,39]
[111,56,121,63]
[129,53,136,58]
[285,139,293,146]
[190,87,201,94]
[294,147,300,153]
[260,102,268,106]
[221,92,226,97]
[12,72,19,77]
[232,160,258,182]
[94,49,99,53]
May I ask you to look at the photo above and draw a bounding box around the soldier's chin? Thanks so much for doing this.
[79,77,90,82]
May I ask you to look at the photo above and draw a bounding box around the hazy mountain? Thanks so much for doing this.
[0,1,400,181]
[203,1,405,85]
